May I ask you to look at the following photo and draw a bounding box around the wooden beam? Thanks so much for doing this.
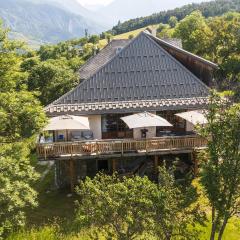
[154,155,159,174]
[112,159,117,173]
[69,158,75,193]
[192,152,199,177]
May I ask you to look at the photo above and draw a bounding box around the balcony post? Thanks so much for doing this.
[121,140,124,156]
[44,146,47,161]
[154,155,159,174]
[192,151,199,177]
[69,158,75,193]
[146,139,148,154]
[112,159,117,173]
[96,142,99,154]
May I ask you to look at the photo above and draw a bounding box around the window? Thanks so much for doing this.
[101,114,133,139]
[102,114,129,132]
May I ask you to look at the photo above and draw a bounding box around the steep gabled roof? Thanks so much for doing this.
[53,31,209,107]
[149,34,218,69]
[79,39,131,80]
[148,32,218,86]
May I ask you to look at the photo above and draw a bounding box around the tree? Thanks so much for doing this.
[198,92,240,240]
[128,34,134,39]
[111,0,240,35]
[156,23,173,39]
[216,56,240,101]
[0,20,46,238]
[168,16,178,28]
[0,91,46,142]
[174,11,212,56]
[157,23,169,33]
[207,13,240,100]
[207,12,240,62]
[0,21,46,142]
[0,21,27,92]
[75,174,156,240]
[88,35,100,45]
[150,166,204,240]
[38,41,84,61]
[0,143,39,238]
[105,32,113,44]
[75,170,203,240]
[27,59,78,105]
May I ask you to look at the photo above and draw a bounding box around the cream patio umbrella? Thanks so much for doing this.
[44,115,90,131]
[175,110,207,125]
[121,112,173,129]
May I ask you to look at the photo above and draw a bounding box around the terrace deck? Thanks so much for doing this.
[37,135,207,161]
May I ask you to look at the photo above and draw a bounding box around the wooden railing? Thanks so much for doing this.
[36,136,207,160]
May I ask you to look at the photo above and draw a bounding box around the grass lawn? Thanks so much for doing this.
[196,218,240,240]
[27,156,77,227]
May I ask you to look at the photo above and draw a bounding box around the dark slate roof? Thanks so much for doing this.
[79,39,131,80]
[52,31,209,105]
[161,38,183,49]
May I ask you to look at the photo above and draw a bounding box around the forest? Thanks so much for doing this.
[0,8,240,240]
[111,0,240,35]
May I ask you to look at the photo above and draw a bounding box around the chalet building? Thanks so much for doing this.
[37,30,217,190]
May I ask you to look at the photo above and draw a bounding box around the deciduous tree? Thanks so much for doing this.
[174,11,212,56]
[27,59,78,105]
[75,169,204,240]
[150,167,204,240]
[75,174,155,240]
[198,92,240,240]
[0,21,46,238]
[0,143,39,238]
[0,91,46,142]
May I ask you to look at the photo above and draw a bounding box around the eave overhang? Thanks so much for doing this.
[45,97,209,117]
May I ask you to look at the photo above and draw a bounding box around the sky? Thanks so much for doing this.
[77,0,113,6]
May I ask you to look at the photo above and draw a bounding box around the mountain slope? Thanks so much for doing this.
[100,0,210,23]
[0,0,107,43]
[111,0,240,35]
[31,0,110,28]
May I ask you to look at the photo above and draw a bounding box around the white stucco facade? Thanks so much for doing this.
[88,115,102,140]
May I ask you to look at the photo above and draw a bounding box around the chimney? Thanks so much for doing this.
[151,28,157,37]
[146,27,157,37]
[92,46,98,56]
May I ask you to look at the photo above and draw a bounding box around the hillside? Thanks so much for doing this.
[31,0,110,28]
[99,25,158,47]
[100,0,210,23]
[0,0,107,43]
[111,0,240,35]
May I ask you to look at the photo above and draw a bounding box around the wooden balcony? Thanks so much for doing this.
[36,135,207,161]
